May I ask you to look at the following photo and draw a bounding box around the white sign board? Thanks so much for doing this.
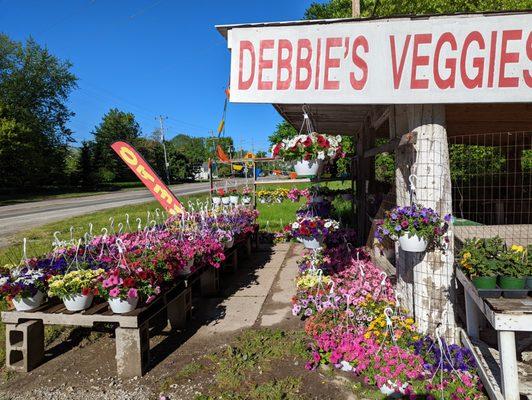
[226,14,532,104]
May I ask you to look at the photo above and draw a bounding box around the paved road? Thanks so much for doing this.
[0,182,212,247]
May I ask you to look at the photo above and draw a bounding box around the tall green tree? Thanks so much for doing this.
[268,121,298,151]
[0,34,77,188]
[91,108,141,183]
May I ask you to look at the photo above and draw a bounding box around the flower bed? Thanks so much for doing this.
[284,195,486,398]
[0,207,259,312]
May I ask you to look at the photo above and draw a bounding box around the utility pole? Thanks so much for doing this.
[352,0,360,17]
[156,115,171,185]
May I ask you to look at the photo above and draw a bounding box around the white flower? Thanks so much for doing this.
[324,221,332,228]
[0,277,8,286]
[317,151,325,160]
[291,222,300,229]
[327,148,336,157]
[335,135,342,142]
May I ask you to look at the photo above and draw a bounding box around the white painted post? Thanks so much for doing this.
[497,330,520,400]
[464,291,479,339]
[394,104,456,342]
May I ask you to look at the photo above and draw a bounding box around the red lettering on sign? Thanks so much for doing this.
[314,38,321,90]
[461,31,485,89]
[350,35,369,90]
[411,34,432,89]
[390,35,411,90]
[296,39,312,90]
[258,39,274,90]
[499,30,522,88]
[324,37,342,90]
[434,32,457,89]
[276,39,293,90]
[238,41,255,90]
[524,32,532,88]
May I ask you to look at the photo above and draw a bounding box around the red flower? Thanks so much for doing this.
[302,136,312,147]
[123,277,136,288]
[273,143,283,156]
[316,135,330,149]
[81,287,90,296]
[303,152,312,160]
[93,287,100,296]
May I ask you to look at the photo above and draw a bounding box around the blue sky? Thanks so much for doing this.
[0,0,318,152]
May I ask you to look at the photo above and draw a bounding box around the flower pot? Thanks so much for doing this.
[230,195,239,205]
[294,159,322,177]
[212,196,221,205]
[221,197,230,205]
[242,196,251,205]
[225,238,234,249]
[301,237,323,250]
[179,259,194,275]
[12,291,44,311]
[275,197,283,203]
[526,276,532,289]
[398,234,427,252]
[472,276,497,289]
[63,293,94,312]
[109,296,139,314]
[499,276,527,298]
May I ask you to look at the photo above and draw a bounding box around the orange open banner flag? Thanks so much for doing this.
[111,141,184,215]
[216,144,229,162]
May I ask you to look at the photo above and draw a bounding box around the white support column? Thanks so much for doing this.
[464,291,479,339]
[497,330,520,400]
[394,104,456,342]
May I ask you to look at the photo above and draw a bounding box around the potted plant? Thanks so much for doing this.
[274,188,288,203]
[99,266,160,314]
[229,188,239,205]
[375,204,450,253]
[0,268,48,311]
[458,237,503,290]
[257,190,271,204]
[499,244,527,298]
[287,188,300,203]
[291,216,339,249]
[212,188,223,206]
[271,133,343,177]
[526,244,532,290]
[241,187,252,204]
[47,269,104,311]
[219,188,230,205]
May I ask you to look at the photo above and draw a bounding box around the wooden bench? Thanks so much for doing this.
[1,234,254,377]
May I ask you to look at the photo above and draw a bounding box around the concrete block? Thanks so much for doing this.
[5,320,44,372]
[115,324,149,377]
[167,287,192,330]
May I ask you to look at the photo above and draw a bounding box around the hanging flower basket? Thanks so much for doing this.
[212,196,222,205]
[241,196,251,205]
[63,293,94,312]
[398,234,428,252]
[230,195,239,205]
[109,296,138,314]
[294,159,322,177]
[12,290,44,311]
[301,236,323,250]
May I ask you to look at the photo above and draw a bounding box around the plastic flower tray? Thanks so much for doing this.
[476,286,531,299]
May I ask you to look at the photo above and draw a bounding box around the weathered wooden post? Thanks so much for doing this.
[394,104,457,342]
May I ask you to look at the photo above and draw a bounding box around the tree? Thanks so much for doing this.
[76,141,96,188]
[305,0,530,19]
[91,108,141,183]
[268,121,298,150]
[0,34,77,189]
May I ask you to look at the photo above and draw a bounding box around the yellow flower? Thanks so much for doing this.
[462,252,471,260]
[511,245,524,253]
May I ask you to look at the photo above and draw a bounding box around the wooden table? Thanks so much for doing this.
[456,268,532,400]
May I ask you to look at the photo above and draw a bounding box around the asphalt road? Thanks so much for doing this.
[0,181,212,248]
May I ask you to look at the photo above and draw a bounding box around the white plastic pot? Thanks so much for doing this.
[398,234,428,252]
[63,293,94,312]
[225,238,234,249]
[12,291,45,311]
[242,196,251,205]
[109,296,139,314]
[230,195,239,205]
[294,159,322,177]
[221,197,230,205]
[301,236,323,250]
[179,259,194,275]
[212,196,221,205]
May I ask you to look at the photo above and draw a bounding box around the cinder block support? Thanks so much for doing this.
[149,308,168,333]
[200,268,220,296]
[115,324,149,378]
[5,320,44,372]
[167,287,192,330]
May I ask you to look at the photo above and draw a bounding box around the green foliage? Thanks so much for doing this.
[304,0,530,19]
[0,34,77,189]
[268,121,298,150]
[450,144,505,182]
[91,108,141,183]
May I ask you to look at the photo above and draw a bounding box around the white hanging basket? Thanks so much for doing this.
[230,195,239,205]
[212,196,221,205]
[294,159,322,177]
[398,233,428,252]
[12,291,45,311]
[225,238,235,249]
[179,259,195,275]
[301,236,323,250]
[221,197,231,205]
[241,196,251,205]
[63,293,94,312]
[109,296,139,314]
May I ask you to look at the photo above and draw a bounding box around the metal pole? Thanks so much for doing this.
[157,115,171,185]
[352,0,360,17]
